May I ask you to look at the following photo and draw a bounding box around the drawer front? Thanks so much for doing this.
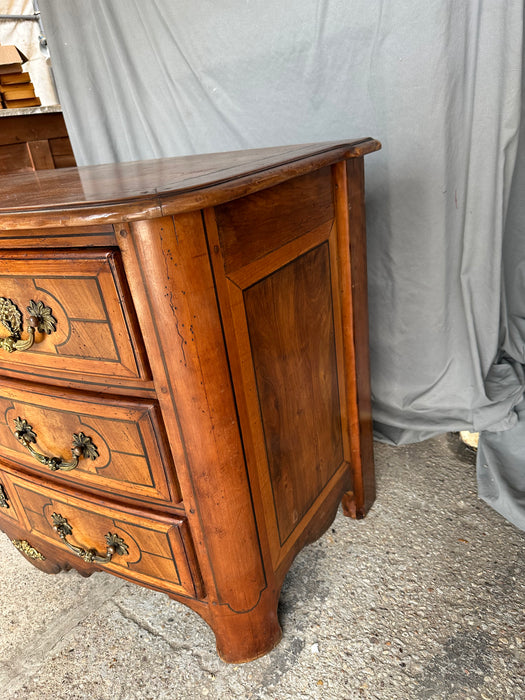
[3,471,201,598]
[0,380,181,506]
[0,249,150,382]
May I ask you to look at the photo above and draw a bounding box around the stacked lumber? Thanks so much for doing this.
[0,45,41,109]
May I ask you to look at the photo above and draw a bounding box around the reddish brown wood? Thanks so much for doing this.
[0,139,380,229]
[0,142,33,173]
[49,136,76,168]
[0,141,380,663]
[0,111,75,172]
[3,469,200,597]
[337,159,376,517]
[127,213,269,613]
[0,378,180,506]
[0,248,151,382]
[0,112,71,146]
[204,162,372,574]
[243,243,343,544]
[0,224,116,250]
[27,139,54,170]
[215,167,334,273]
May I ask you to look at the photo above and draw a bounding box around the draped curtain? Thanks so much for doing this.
[38,0,525,529]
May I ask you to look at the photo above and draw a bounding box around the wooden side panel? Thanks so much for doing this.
[5,472,200,598]
[215,167,334,273]
[243,244,343,544]
[0,249,150,382]
[0,381,180,505]
[207,166,356,569]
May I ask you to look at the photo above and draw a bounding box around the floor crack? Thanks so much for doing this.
[112,602,219,675]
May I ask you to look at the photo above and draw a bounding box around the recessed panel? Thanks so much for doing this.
[244,243,343,544]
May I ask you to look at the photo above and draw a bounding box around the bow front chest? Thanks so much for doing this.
[0,140,379,662]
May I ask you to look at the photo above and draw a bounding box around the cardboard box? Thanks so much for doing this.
[0,45,28,75]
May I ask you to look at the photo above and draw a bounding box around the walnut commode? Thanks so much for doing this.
[0,140,379,662]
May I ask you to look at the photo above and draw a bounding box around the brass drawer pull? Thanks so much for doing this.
[13,417,99,472]
[51,513,129,563]
[0,298,57,353]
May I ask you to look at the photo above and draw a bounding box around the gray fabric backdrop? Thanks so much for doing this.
[38,0,525,530]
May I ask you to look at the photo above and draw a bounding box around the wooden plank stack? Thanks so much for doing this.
[0,45,41,109]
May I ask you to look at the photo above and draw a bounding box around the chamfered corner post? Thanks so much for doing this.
[333,157,376,519]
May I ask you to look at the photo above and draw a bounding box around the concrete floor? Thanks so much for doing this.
[0,434,523,700]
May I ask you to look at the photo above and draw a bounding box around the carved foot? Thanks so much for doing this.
[210,589,282,663]
[342,490,366,519]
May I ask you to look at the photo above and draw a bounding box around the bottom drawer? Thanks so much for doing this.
[1,471,202,599]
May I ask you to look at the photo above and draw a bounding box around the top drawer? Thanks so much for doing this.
[0,249,150,383]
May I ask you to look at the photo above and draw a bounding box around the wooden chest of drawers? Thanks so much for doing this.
[0,140,379,663]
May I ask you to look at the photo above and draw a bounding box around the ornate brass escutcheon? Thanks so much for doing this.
[11,539,46,560]
[51,513,129,563]
[13,417,99,472]
[0,298,57,353]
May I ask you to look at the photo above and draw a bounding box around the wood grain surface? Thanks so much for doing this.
[0,139,380,228]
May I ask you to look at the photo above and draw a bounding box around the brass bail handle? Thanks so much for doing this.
[13,417,99,472]
[51,513,129,564]
[0,298,57,353]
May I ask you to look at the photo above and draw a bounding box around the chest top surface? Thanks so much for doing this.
[0,139,380,228]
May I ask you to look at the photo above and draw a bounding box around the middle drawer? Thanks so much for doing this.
[0,380,181,507]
